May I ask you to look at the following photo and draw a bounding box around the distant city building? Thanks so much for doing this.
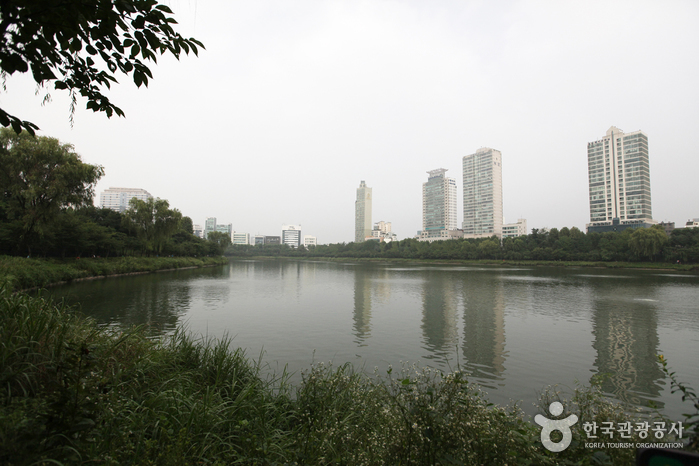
[502,219,528,239]
[462,148,504,238]
[658,222,675,236]
[253,235,265,245]
[686,219,699,228]
[419,169,457,242]
[355,181,372,243]
[281,224,302,248]
[193,224,203,238]
[232,232,249,245]
[371,221,398,242]
[216,224,233,238]
[99,187,152,212]
[264,236,281,245]
[586,126,654,233]
[204,217,217,239]
[303,235,317,248]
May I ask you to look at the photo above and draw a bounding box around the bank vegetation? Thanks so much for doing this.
[228,225,699,268]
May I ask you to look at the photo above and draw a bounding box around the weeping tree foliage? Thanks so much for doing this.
[122,197,182,255]
[0,0,204,134]
[0,128,104,255]
[628,225,668,261]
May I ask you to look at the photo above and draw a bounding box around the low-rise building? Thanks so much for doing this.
[303,235,317,247]
[232,232,249,245]
[502,219,527,239]
[264,236,281,245]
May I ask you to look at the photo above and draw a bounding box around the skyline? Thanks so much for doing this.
[2,1,698,243]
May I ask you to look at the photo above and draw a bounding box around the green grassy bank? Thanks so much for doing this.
[1,287,696,465]
[0,256,229,292]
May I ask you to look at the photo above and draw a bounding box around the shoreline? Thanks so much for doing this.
[0,256,229,292]
[229,255,698,272]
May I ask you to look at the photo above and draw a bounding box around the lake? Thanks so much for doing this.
[47,259,699,420]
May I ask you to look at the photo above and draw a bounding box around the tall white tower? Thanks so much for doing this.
[587,127,652,231]
[462,148,503,238]
[421,168,457,241]
[355,181,372,242]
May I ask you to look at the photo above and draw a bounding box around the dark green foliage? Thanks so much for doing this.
[0,128,104,255]
[0,0,204,134]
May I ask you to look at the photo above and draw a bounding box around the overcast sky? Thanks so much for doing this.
[3,0,698,244]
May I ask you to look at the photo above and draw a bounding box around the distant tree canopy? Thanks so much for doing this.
[207,231,232,252]
[0,0,204,134]
[0,128,103,255]
[226,226,699,265]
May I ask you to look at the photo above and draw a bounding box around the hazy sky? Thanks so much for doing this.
[3,0,698,244]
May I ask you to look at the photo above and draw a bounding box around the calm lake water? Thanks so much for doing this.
[47,259,699,420]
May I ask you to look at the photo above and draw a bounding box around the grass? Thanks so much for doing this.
[0,255,229,292]
[0,284,695,465]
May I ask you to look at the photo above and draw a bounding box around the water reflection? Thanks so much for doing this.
[420,270,459,364]
[591,279,664,408]
[461,272,506,381]
[353,266,373,345]
[44,260,699,419]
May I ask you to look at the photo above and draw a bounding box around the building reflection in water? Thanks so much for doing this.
[420,271,459,365]
[591,283,664,408]
[460,272,506,382]
[352,265,390,346]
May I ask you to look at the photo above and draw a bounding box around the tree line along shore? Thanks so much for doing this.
[227,225,699,267]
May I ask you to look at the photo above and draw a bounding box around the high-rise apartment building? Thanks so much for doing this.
[419,169,457,242]
[99,187,152,212]
[281,224,302,248]
[204,217,217,239]
[462,148,503,238]
[355,181,372,243]
[587,127,653,233]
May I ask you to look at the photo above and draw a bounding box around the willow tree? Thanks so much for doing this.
[0,128,104,255]
[122,197,181,255]
[628,225,668,261]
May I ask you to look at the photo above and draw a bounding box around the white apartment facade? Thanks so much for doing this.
[355,181,372,243]
[462,148,503,239]
[232,232,249,245]
[99,187,152,212]
[419,169,458,242]
[303,235,317,247]
[587,127,653,232]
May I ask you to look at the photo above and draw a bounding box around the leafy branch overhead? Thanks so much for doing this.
[0,0,205,134]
